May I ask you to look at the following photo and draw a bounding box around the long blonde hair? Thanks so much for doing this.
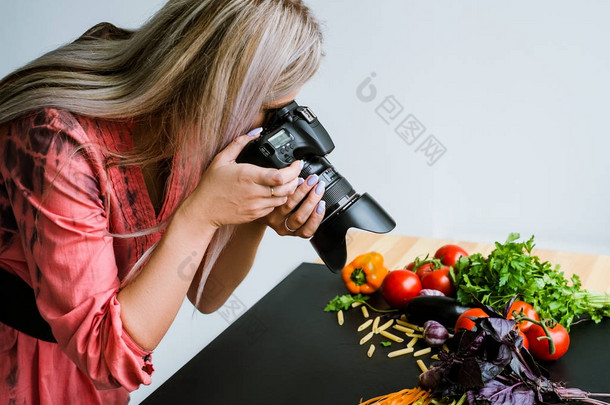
[0,0,324,302]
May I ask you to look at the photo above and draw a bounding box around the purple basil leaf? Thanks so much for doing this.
[477,380,535,405]
[509,355,538,382]
[502,294,521,318]
[478,360,505,382]
[480,317,517,342]
[457,358,484,388]
[507,385,537,405]
[492,344,514,368]
[457,329,487,357]
[517,346,544,379]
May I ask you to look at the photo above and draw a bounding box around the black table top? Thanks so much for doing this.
[142,263,610,405]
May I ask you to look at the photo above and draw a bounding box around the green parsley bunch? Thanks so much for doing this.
[453,233,610,330]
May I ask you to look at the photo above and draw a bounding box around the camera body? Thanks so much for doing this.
[237,101,395,272]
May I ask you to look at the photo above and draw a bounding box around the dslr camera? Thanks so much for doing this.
[237,101,395,272]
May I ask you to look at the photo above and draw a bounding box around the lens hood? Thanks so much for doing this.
[310,193,396,273]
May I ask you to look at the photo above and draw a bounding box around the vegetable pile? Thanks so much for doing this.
[419,310,610,405]
[325,233,610,404]
[453,233,610,330]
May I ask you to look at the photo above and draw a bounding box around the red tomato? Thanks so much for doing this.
[434,244,469,266]
[406,262,415,270]
[507,301,540,333]
[454,308,489,332]
[414,263,435,279]
[420,267,455,297]
[381,270,422,308]
[526,322,570,361]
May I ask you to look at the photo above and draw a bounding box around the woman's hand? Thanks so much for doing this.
[259,173,326,238]
[182,132,302,230]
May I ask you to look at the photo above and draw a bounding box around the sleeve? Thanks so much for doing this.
[0,110,153,391]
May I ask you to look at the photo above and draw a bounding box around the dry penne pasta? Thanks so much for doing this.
[406,336,419,348]
[417,359,428,373]
[430,354,440,360]
[442,344,449,352]
[337,310,344,326]
[387,347,414,358]
[351,301,363,308]
[377,319,394,333]
[400,314,407,321]
[360,331,374,345]
[406,333,424,339]
[379,330,404,343]
[361,305,370,319]
[367,344,375,358]
[414,347,432,357]
[357,319,373,332]
[372,316,381,333]
[392,324,414,334]
[402,322,424,331]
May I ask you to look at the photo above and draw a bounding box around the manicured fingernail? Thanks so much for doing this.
[297,177,304,186]
[247,127,263,136]
[316,200,326,215]
[315,180,326,195]
[306,174,318,186]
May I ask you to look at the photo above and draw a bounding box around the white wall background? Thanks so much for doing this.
[1,1,609,403]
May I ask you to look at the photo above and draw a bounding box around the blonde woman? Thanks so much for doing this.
[0,0,325,403]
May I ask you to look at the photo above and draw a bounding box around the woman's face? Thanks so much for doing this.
[251,90,301,130]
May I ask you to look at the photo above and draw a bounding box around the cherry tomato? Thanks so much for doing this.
[406,262,415,270]
[518,329,530,350]
[507,301,540,333]
[526,322,570,361]
[420,267,455,297]
[414,263,435,280]
[381,270,422,309]
[434,244,469,266]
[454,308,489,332]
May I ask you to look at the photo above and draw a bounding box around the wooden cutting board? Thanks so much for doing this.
[316,231,610,293]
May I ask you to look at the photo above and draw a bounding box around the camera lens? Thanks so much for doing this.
[301,156,358,221]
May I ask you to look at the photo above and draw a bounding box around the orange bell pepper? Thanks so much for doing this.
[341,252,388,295]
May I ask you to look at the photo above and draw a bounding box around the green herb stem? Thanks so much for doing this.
[513,313,556,355]
[575,291,610,309]
[359,299,399,314]
[455,393,467,405]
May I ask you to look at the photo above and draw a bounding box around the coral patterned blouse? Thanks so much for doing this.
[0,109,182,404]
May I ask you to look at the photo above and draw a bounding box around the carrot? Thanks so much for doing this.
[359,387,433,405]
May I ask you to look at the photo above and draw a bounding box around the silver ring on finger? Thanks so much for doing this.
[284,216,298,233]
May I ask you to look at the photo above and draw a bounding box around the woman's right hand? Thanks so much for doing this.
[180,132,302,230]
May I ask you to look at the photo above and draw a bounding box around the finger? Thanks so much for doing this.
[264,177,300,198]
[261,160,304,187]
[284,180,325,231]
[296,200,326,239]
[218,129,262,163]
[273,173,317,217]
[252,196,289,217]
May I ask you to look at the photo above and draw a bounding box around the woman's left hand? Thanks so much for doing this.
[258,174,326,238]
